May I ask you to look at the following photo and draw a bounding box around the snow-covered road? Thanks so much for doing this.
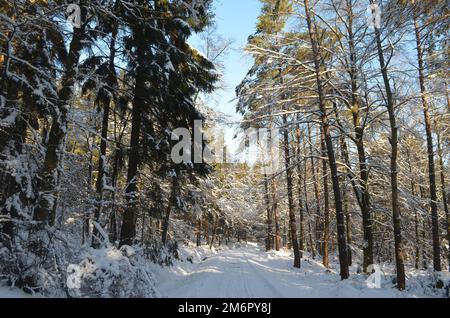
[159,245,288,298]
[157,243,442,298]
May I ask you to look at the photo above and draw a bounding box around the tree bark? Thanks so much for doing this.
[34,10,86,225]
[92,24,117,248]
[413,8,441,272]
[272,178,281,251]
[343,179,353,266]
[406,146,421,270]
[209,217,218,249]
[120,28,146,247]
[342,0,374,272]
[264,175,273,251]
[283,113,301,268]
[296,123,305,257]
[320,126,330,268]
[196,219,202,247]
[371,0,405,289]
[437,132,449,271]
[304,0,349,279]
[0,76,24,247]
[303,134,315,259]
[307,124,322,255]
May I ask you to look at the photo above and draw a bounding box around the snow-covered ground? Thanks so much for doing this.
[0,286,41,298]
[1,242,448,298]
[155,243,449,298]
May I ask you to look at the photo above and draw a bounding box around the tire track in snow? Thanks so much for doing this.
[245,251,286,298]
[237,255,255,298]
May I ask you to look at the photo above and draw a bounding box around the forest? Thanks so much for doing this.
[0,0,449,298]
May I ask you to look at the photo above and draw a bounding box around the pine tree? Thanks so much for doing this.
[119,0,217,246]
[303,0,349,279]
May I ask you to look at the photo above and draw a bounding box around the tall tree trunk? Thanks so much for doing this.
[120,29,146,247]
[437,132,449,271]
[419,184,429,269]
[303,139,315,259]
[162,180,177,246]
[307,123,322,255]
[283,113,301,268]
[320,126,330,268]
[209,217,218,249]
[343,179,353,266]
[413,8,441,272]
[296,123,305,257]
[34,13,86,226]
[204,219,210,242]
[0,77,24,247]
[304,0,349,279]
[91,100,110,247]
[264,175,273,251]
[92,25,117,248]
[196,219,202,247]
[406,147,421,270]
[109,148,120,244]
[272,178,281,251]
[343,0,374,272]
[406,147,420,269]
[161,203,171,246]
[268,105,280,251]
[370,0,405,289]
[338,131,353,266]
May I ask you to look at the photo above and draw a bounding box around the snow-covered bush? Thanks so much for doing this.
[72,246,159,298]
[0,226,70,297]
[141,238,179,266]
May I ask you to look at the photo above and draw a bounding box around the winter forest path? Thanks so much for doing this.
[157,243,388,298]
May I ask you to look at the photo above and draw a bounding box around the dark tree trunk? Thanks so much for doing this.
[296,124,305,257]
[406,147,421,270]
[120,29,146,247]
[282,113,301,268]
[264,175,273,251]
[437,132,449,271]
[209,217,218,249]
[371,0,405,289]
[343,0,374,272]
[271,178,281,251]
[320,126,330,268]
[92,25,117,248]
[303,141,315,259]
[34,16,86,225]
[0,78,24,247]
[109,139,122,244]
[307,124,322,255]
[204,219,209,242]
[304,0,349,279]
[91,100,110,248]
[196,219,202,247]
[343,180,352,266]
[162,179,177,246]
[413,11,441,272]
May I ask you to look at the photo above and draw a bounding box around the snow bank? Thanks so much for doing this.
[70,246,160,298]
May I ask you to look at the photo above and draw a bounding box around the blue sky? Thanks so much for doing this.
[192,0,262,121]
[189,0,263,160]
